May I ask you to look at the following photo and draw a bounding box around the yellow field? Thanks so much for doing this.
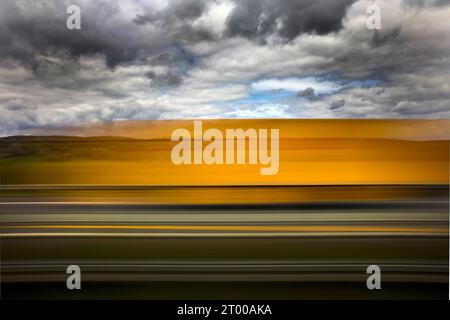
[2,119,449,186]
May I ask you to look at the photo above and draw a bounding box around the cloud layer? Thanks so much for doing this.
[1,0,449,135]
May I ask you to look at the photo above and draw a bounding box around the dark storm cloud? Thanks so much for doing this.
[146,70,183,87]
[330,99,346,110]
[134,0,357,44]
[0,0,210,74]
[0,0,357,76]
[134,0,207,25]
[0,0,219,75]
[297,87,315,98]
[3,99,37,111]
[225,0,357,41]
[369,27,402,48]
[133,0,215,42]
[0,0,149,71]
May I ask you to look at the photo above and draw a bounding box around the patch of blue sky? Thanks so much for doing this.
[232,89,293,105]
[246,75,382,100]
[216,75,382,118]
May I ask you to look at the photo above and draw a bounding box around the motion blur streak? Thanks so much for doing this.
[1,120,449,299]
[3,224,448,234]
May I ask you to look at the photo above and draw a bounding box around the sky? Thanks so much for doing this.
[1,0,450,135]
